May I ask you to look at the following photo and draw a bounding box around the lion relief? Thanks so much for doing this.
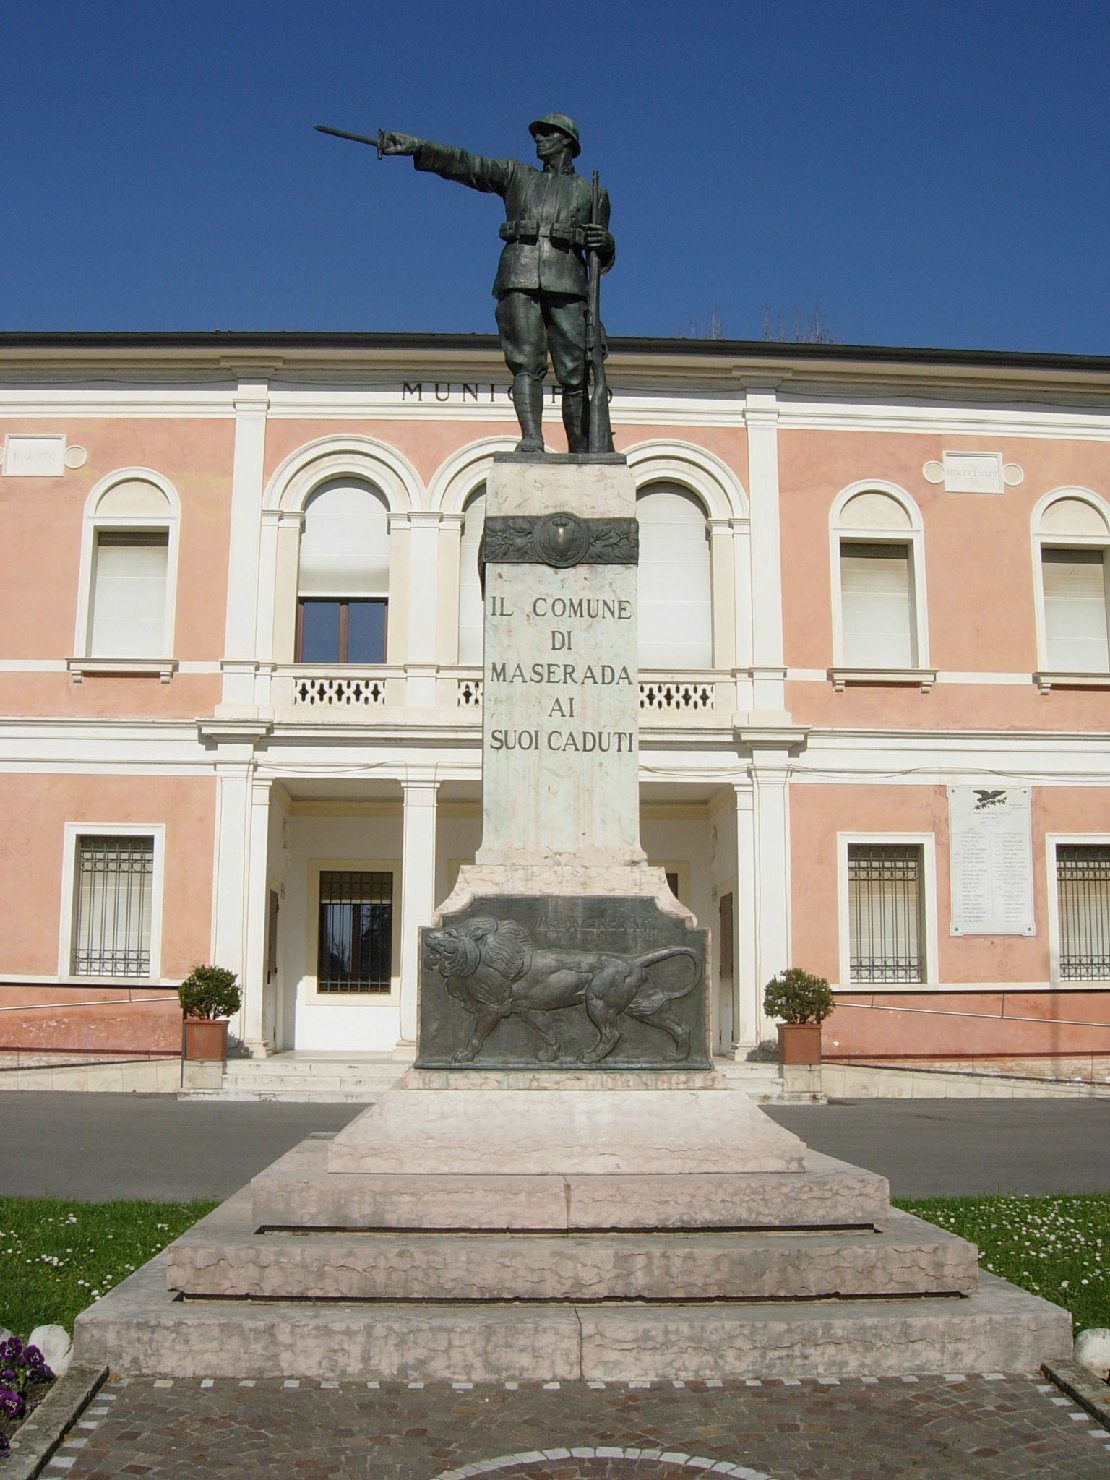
[422,915,701,1065]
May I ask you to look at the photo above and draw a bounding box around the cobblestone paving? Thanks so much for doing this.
[43,1373,1110,1479]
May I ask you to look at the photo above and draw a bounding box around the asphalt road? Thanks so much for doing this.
[1,1092,1108,1201]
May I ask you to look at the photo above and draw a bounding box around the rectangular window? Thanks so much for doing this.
[72,835,154,977]
[89,531,169,658]
[296,599,387,663]
[1042,548,1110,671]
[847,843,924,983]
[1056,844,1110,981]
[840,541,914,667]
[317,870,393,993]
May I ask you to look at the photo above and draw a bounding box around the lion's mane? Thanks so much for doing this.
[430,916,532,1010]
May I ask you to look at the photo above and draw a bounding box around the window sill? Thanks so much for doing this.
[828,667,936,693]
[68,657,178,683]
[1034,670,1110,694]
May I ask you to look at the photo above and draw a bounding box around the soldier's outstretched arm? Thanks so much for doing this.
[381,133,514,197]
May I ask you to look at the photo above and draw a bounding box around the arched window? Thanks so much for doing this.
[636,483,712,668]
[832,487,926,669]
[1036,493,1110,674]
[295,479,390,664]
[78,474,178,662]
[457,486,486,665]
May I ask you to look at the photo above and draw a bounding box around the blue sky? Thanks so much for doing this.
[6,0,1109,353]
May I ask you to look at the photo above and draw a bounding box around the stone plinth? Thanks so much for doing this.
[326,1079,803,1175]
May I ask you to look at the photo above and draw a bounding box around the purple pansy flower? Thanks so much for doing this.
[0,1387,25,1420]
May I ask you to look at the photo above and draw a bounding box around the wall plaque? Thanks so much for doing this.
[948,786,1035,936]
[3,435,66,477]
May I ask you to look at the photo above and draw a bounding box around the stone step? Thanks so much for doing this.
[180,1057,796,1103]
[76,1254,1070,1383]
[250,1139,892,1231]
[180,1059,408,1102]
[167,1212,978,1302]
[224,1060,407,1078]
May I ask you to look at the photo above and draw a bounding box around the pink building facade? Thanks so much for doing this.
[1,332,1107,1077]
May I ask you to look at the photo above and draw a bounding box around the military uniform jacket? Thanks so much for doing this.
[412,140,613,300]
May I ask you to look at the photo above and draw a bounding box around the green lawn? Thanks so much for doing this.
[1,1192,1108,1342]
[0,1197,216,1339]
[896,1192,1110,1333]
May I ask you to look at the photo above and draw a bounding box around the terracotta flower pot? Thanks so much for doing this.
[777,1022,823,1065]
[183,1018,230,1062]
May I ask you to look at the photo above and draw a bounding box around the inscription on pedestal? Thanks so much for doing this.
[417,895,710,1071]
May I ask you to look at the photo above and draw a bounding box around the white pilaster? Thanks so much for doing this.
[707,516,737,671]
[737,735,799,1045]
[733,783,759,1047]
[398,775,439,1044]
[218,376,270,715]
[240,777,273,1054]
[435,513,464,666]
[744,386,787,715]
[729,514,754,711]
[204,722,272,1056]
[402,512,443,708]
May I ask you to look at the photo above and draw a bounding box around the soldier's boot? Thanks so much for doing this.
[512,374,544,454]
[561,386,589,453]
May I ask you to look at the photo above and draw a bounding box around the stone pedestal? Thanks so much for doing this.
[423,456,709,1072]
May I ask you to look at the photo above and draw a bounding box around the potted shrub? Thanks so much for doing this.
[178,965,241,1062]
[763,967,835,1064]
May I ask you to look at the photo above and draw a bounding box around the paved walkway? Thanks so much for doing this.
[43,1372,1110,1478]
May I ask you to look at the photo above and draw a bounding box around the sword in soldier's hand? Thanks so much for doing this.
[586,170,613,455]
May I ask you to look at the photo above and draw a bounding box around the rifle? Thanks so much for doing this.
[315,125,385,158]
[586,170,613,455]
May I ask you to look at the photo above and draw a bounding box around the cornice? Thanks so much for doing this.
[1,332,1109,401]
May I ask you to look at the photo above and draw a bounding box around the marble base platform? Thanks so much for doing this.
[74,1079,1073,1380]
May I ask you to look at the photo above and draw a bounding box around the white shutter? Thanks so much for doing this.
[1042,548,1110,671]
[457,491,485,664]
[298,481,389,597]
[90,533,169,657]
[637,486,712,668]
[840,542,914,667]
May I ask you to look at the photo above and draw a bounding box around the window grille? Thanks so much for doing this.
[1057,845,1110,981]
[73,835,154,977]
[848,843,924,983]
[317,871,393,993]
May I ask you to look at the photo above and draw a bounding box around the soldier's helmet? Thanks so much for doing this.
[528,113,581,157]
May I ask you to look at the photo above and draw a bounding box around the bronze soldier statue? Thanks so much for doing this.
[378,116,614,455]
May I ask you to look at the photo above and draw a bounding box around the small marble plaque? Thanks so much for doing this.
[3,435,66,477]
[941,452,1003,493]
